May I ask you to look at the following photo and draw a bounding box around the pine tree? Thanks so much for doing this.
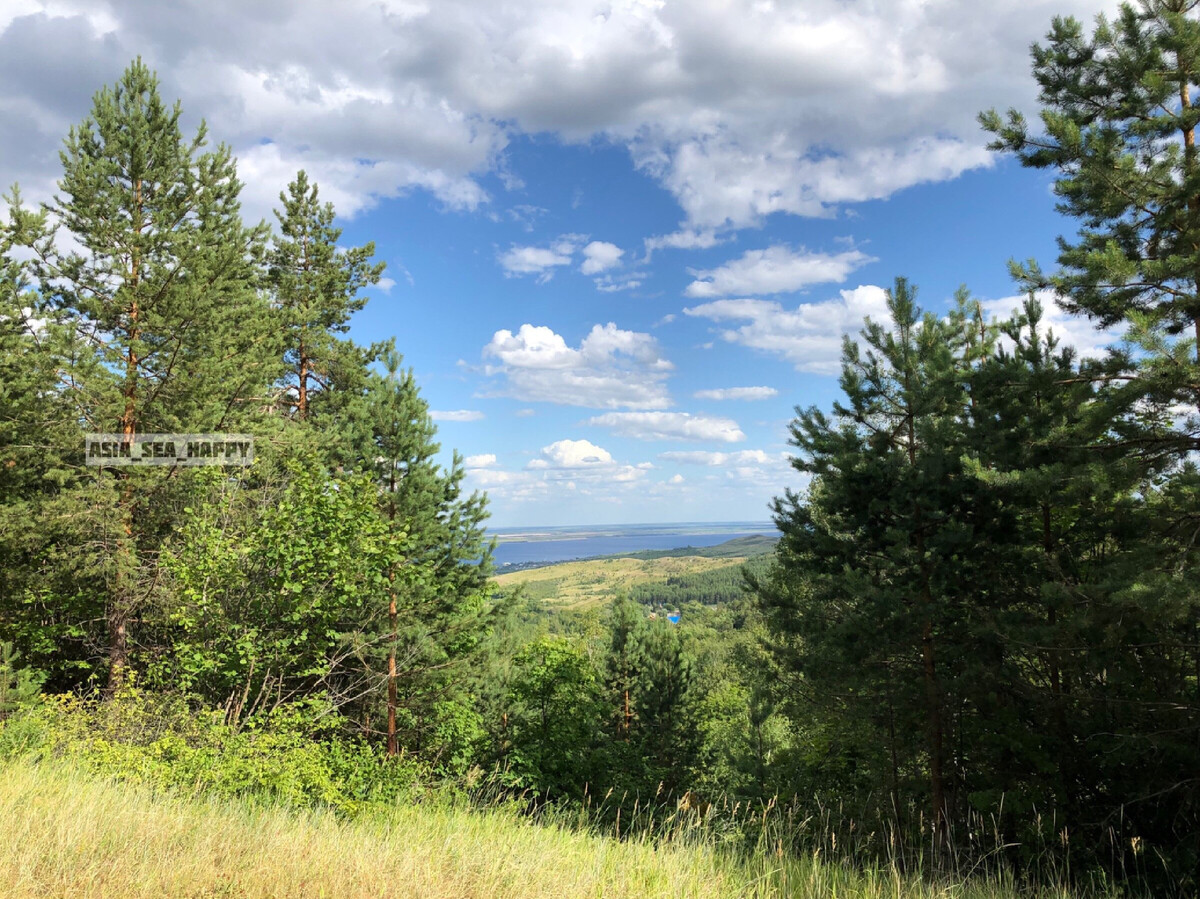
[634,619,697,796]
[10,59,276,693]
[982,6,1200,876]
[604,595,645,741]
[981,0,1200,443]
[761,278,972,835]
[363,345,496,759]
[267,170,384,426]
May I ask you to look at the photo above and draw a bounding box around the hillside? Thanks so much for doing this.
[491,535,775,609]
[0,759,1095,899]
[493,554,749,609]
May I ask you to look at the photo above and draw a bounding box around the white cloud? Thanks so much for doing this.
[685,284,1121,380]
[684,285,891,375]
[465,437,650,503]
[580,240,623,275]
[641,134,992,231]
[527,438,614,470]
[498,236,581,281]
[660,449,796,489]
[644,228,723,256]
[464,453,497,468]
[668,473,685,484]
[0,0,1117,229]
[498,236,630,288]
[430,409,485,422]
[685,245,874,298]
[587,411,745,443]
[594,272,644,293]
[660,449,788,466]
[694,386,778,401]
[483,322,674,409]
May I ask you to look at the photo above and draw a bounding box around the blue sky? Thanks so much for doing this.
[0,0,1121,527]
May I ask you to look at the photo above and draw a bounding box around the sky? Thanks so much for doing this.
[0,0,1124,527]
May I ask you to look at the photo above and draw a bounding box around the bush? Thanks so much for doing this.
[0,684,430,814]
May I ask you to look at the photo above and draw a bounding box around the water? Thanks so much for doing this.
[490,523,776,567]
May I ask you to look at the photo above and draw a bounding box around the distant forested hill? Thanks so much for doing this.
[619,534,776,561]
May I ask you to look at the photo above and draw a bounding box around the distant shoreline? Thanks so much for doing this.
[491,529,779,569]
[491,521,777,544]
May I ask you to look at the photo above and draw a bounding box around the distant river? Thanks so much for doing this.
[490,524,776,567]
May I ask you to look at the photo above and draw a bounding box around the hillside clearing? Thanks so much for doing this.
[493,555,749,608]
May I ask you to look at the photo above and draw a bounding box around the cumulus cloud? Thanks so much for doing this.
[660,449,796,490]
[684,285,891,375]
[430,409,485,422]
[464,453,497,468]
[0,0,1117,228]
[527,438,614,470]
[465,437,650,505]
[497,236,632,288]
[587,412,745,443]
[498,235,582,281]
[693,386,778,401]
[580,240,624,275]
[685,245,874,298]
[482,322,674,409]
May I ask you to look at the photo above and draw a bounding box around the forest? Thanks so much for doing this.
[2,3,1200,897]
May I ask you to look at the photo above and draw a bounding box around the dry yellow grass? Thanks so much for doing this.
[493,555,746,609]
[0,759,1108,899]
[0,759,742,899]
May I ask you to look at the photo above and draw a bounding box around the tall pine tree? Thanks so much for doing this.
[267,170,384,429]
[10,59,276,692]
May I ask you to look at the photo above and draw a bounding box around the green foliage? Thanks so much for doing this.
[0,686,426,814]
[502,637,603,797]
[152,461,408,720]
[0,642,44,721]
[628,556,770,606]
[3,59,277,694]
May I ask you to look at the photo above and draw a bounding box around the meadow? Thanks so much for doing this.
[0,757,1110,899]
[492,553,755,609]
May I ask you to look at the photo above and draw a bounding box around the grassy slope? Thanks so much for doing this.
[493,555,749,609]
[0,758,1083,899]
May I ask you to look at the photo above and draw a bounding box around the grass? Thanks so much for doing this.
[493,555,750,609]
[0,757,1115,898]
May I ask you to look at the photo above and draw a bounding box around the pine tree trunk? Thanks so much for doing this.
[387,569,399,757]
[107,184,141,698]
[1179,62,1200,390]
[907,384,946,837]
[298,343,309,420]
[921,608,946,836]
